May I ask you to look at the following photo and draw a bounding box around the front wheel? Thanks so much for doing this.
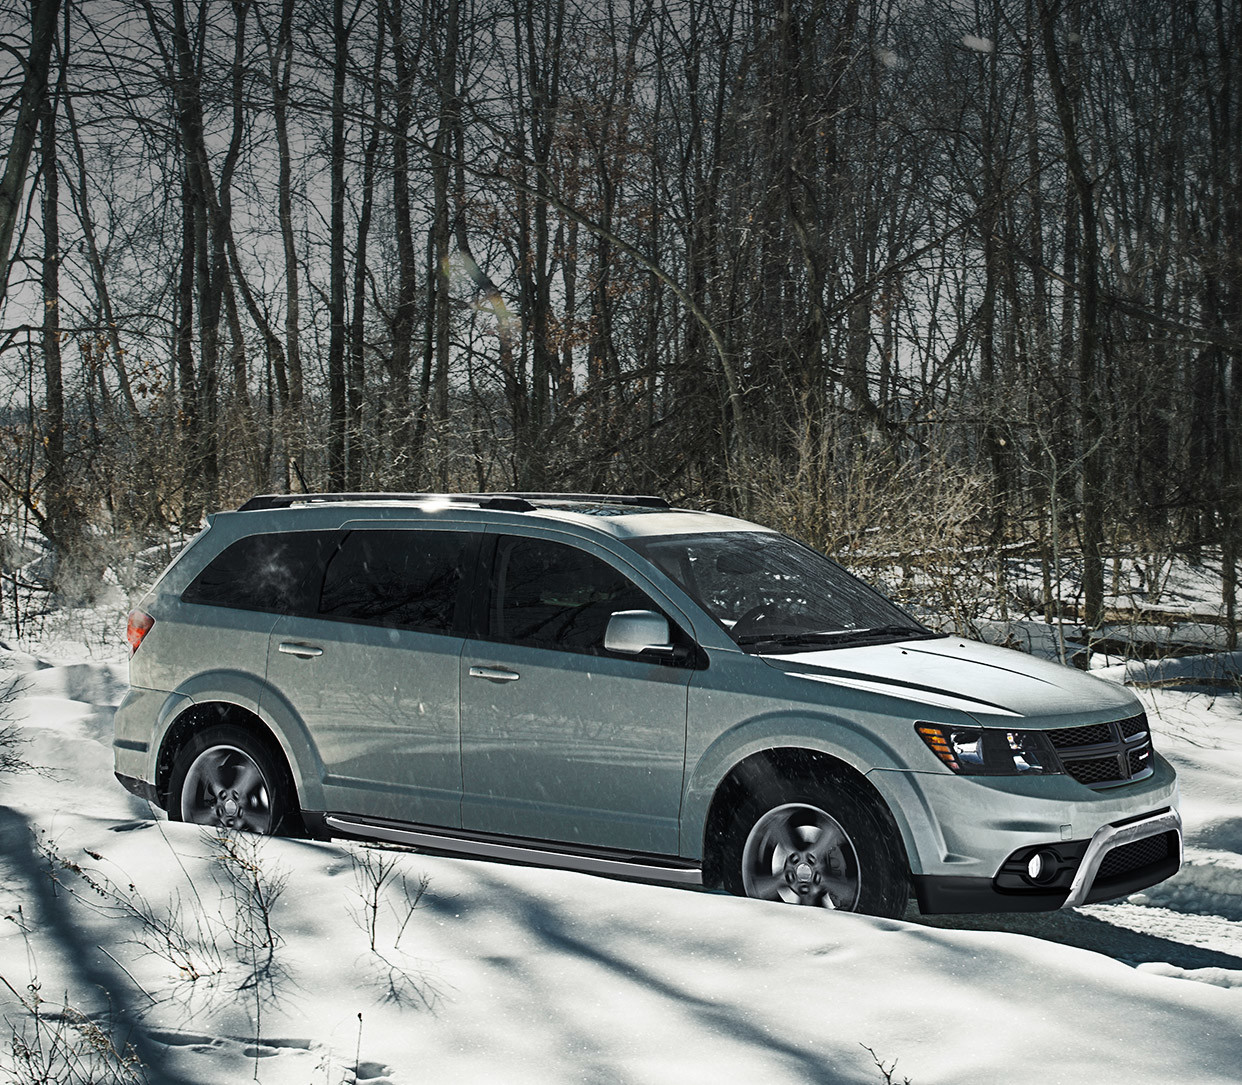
[722,770,909,918]
[168,724,293,835]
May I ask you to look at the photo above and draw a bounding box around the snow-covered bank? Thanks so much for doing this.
[1095,650,1242,689]
[2,649,1242,1084]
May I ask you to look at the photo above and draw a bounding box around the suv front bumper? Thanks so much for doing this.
[869,752,1181,913]
[912,807,1182,912]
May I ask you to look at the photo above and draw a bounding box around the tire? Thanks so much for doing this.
[721,768,909,918]
[168,724,295,835]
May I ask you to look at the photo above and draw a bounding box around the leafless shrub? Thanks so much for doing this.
[0,723,40,777]
[39,828,291,997]
[39,838,223,984]
[861,1043,912,1085]
[202,829,289,1081]
[750,438,995,634]
[0,975,147,1085]
[346,845,437,1009]
[347,844,428,954]
[206,829,286,979]
[0,676,47,778]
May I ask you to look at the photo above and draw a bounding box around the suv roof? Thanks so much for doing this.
[229,492,765,541]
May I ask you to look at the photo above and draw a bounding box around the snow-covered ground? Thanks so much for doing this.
[3,620,1242,1082]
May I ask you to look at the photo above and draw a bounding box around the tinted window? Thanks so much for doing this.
[490,536,655,654]
[318,529,469,634]
[182,531,333,615]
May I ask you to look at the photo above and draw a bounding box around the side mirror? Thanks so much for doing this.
[604,610,674,656]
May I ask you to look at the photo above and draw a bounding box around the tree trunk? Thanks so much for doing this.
[328,0,348,489]
[1040,0,1104,637]
[384,0,421,487]
[0,0,60,308]
[60,88,138,416]
[40,73,69,554]
[348,21,386,491]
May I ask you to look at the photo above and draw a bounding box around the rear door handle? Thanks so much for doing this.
[469,665,520,682]
[278,642,323,659]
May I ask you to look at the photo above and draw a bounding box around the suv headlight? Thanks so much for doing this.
[915,722,1061,776]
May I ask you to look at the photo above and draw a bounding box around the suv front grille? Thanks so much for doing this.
[1049,713,1154,790]
[1049,723,1113,748]
[1069,755,1127,785]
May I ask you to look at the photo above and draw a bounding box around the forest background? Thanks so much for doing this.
[0,0,1238,652]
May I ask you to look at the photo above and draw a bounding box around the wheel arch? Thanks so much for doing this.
[681,710,911,854]
[156,669,328,814]
[155,701,297,811]
[697,746,912,891]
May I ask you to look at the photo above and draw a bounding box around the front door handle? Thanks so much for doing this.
[469,665,520,683]
[278,642,323,659]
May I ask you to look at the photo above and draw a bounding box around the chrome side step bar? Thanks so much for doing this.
[323,815,704,888]
[1062,807,1183,909]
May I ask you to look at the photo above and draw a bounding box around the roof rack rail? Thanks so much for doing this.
[484,492,671,509]
[236,492,671,514]
[237,492,535,513]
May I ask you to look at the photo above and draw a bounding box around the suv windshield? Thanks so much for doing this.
[629,531,940,653]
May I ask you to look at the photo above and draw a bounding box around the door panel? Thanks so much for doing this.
[264,524,475,827]
[268,615,463,825]
[460,534,691,854]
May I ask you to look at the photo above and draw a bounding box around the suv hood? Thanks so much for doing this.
[766,635,1139,723]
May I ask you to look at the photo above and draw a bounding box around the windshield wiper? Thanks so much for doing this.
[839,624,937,642]
[736,629,852,647]
[737,624,938,649]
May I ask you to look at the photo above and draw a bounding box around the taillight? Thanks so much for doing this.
[126,609,154,656]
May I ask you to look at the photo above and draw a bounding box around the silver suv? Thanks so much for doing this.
[114,493,1181,917]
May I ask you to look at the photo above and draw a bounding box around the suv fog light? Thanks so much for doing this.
[1026,849,1059,884]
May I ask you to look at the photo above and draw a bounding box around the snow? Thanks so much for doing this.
[1095,651,1242,689]
[3,635,1242,1082]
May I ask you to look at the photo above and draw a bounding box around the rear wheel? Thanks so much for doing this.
[168,724,293,835]
[722,769,908,918]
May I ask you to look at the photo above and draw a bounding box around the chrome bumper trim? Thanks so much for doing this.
[1062,808,1183,909]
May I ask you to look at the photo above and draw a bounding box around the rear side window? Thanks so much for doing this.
[489,535,657,654]
[182,531,333,615]
[318,529,470,634]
